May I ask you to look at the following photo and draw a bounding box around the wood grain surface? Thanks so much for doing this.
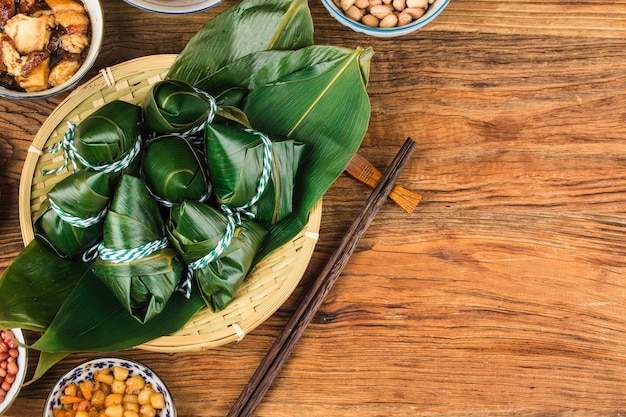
[1,1,626,416]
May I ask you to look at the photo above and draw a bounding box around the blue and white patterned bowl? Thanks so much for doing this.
[43,358,176,417]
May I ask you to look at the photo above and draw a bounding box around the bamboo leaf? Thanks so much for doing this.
[32,270,205,352]
[142,80,215,134]
[166,0,314,87]
[142,135,210,205]
[0,238,93,332]
[26,351,70,385]
[244,47,373,257]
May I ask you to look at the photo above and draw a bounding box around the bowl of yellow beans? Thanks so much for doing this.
[44,358,175,417]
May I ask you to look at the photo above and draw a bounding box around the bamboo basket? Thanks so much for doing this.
[18,54,322,352]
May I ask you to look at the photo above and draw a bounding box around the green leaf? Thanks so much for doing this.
[142,135,210,205]
[0,238,93,332]
[166,0,314,87]
[188,50,292,101]
[32,270,205,353]
[142,80,216,134]
[244,47,373,257]
[26,351,70,385]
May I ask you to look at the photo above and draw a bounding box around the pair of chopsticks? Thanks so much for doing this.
[226,138,418,417]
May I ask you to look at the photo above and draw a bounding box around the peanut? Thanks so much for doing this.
[332,0,430,29]
[361,13,380,27]
[379,14,399,28]
[397,11,413,26]
[407,0,428,7]
[369,4,394,19]
[340,0,356,11]
[345,5,364,22]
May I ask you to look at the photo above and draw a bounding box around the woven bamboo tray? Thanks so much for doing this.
[18,54,322,352]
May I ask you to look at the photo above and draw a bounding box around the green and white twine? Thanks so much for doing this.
[146,182,212,208]
[176,129,274,299]
[48,198,108,228]
[182,89,218,136]
[42,121,142,175]
[97,237,170,263]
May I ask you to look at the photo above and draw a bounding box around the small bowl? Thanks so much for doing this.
[122,0,223,14]
[0,0,104,100]
[44,358,176,417]
[0,329,28,416]
[321,0,449,38]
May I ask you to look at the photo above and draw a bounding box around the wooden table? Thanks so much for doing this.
[2,1,626,415]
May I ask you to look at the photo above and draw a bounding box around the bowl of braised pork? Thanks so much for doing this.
[0,0,103,100]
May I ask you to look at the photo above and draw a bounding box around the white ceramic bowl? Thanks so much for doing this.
[122,0,223,14]
[0,329,28,416]
[0,0,104,100]
[321,0,449,38]
[43,358,176,417]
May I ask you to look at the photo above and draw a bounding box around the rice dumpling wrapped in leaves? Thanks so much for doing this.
[142,134,211,207]
[34,169,116,258]
[71,100,143,174]
[142,80,217,135]
[167,201,268,311]
[92,175,186,323]
[205,124,304,225]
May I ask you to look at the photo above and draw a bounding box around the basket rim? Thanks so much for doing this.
[17,54,322,352]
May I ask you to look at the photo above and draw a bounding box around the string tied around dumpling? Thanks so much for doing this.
[48,198,109,228]
[146,185,212,208]
[175,129,274,299]
[178,89,218,137]
[42,121,143,175]
[83,237,170,264]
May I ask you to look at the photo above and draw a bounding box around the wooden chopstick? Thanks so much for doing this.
[226,137,418,417]
[345,152,422,213]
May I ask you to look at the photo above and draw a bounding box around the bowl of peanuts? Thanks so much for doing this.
[0,329,27,416]
[321,0,449,38]
[44,358,175,417]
